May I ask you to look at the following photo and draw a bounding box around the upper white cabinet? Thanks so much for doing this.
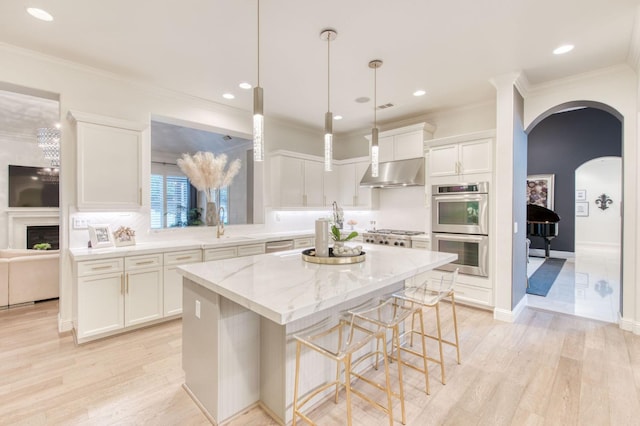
[366,123,435,162]
[339,161,378,209]
[68,111,146,210]
[427,131,494,180]
[270,152,333,208]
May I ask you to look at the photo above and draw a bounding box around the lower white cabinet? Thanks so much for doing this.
[124,254,163,326]
[163,250,202,316]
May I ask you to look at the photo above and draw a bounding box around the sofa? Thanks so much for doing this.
[0,249,59,307]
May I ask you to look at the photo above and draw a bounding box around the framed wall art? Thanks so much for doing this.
[576,189,587,201]
[526,174,555,210]
[88,224,114,248]
[575,202,589,217]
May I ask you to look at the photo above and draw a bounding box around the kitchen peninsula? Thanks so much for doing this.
[177,244,456,424]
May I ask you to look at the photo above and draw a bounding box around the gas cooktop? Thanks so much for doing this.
[362,229,425,247]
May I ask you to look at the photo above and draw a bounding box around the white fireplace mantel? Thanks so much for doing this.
[6,208,60,249]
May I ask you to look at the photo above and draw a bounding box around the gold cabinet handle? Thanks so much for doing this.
[134,260,155,266]
[92,265,112,271]
[176,256,191,261]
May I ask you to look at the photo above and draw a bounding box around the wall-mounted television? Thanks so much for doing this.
[8,165,60,208]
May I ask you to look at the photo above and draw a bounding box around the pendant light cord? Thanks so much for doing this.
[257,0,260,87]
[327,34,331,112]
[373,66,377,126]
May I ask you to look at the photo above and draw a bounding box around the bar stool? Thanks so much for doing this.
[292,312,395,426]
[348,296,430,424]
[393,268,461,385]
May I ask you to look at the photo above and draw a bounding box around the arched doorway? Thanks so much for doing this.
[525,104,623,323]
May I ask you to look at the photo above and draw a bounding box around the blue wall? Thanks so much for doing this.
[527,107,621,252]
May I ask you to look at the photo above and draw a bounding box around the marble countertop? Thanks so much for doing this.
[177,244,457,324]
[69,230,315,261]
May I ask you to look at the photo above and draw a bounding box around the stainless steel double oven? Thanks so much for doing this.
[431,182,489,277]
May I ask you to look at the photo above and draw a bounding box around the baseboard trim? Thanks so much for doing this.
[493,296,527,323]
[58,314,73,333]
[618,316,640,334]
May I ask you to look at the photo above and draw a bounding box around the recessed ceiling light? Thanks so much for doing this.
[334,115,343,120]
[27,7,53,22]
[413,90,426,97]
[239,82,252,90]
[553,44,574,55]
[222,93,235,100]
[355,97,370,103]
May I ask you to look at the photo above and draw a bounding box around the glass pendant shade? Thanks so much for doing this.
[253,86,264,162]
[324,111,333,171]
[371,127,379,177]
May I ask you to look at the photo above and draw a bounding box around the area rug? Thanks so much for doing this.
[526,257,566,297]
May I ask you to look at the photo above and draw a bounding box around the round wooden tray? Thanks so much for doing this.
[301,248,366,265]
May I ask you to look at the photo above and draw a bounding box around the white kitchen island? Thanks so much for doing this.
[177,244,456,425]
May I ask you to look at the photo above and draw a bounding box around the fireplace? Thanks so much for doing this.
[26,225,60,250]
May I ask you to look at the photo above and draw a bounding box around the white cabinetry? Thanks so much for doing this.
[163,249,202,316]
[270,153,328,208]
[366,123,434,162]
[125,254,163,327]
[338,161,377,209]
[68,110,146,210]
[428,134,493,179]
[294,237,313,249]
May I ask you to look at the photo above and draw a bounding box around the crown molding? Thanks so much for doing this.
[525,63,633,94]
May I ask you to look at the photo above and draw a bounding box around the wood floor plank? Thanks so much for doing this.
[3,300,640,425]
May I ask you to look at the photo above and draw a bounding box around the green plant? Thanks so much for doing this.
[331,225,358,242]
[33,242,51,250]
[187,207,203,226]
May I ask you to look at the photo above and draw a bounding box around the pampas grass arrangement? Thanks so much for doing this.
[177,152,241,202]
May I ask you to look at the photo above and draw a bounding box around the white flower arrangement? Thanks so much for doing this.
[177,151,242,202]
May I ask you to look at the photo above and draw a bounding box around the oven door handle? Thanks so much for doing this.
[434,233,486,242]
[432,194,487,203]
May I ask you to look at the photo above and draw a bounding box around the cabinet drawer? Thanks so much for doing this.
[204,247,238,261]
[454,282,493,307]
[164,250,202,266]
[125,254,163,271]
[77,258,124,277]
[237,243,266,257]
[294,238,313,249]
[411,240,430,249]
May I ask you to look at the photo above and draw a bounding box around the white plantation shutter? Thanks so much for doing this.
[166,175,189,227]
[150,163,191,228]
[150,174,164,229]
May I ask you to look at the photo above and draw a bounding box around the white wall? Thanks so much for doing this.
[575,157,622,247]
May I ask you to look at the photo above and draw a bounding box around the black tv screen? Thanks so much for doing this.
[8,165,60,208]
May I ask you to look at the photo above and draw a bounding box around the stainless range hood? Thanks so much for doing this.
[359,157,425,188]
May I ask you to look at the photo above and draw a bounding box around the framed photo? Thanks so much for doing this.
[88,224,114,248]
[575,202,589,217]
[576,189,587,201]
[526,174,555,210]
[113,226,136,247]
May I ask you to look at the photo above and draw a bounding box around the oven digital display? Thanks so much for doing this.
[438,184,478,193]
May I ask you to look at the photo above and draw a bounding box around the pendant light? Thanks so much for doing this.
[320,29,337,172]
[253,0,264,162]
[369,59,383,177]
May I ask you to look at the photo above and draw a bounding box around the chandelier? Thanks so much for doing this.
[36,127,60,167]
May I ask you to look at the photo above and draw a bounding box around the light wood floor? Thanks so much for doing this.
[2,300,640,425]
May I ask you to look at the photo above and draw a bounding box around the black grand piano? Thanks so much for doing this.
[527,204,561,258]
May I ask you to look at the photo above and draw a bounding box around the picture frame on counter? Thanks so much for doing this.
[113,226,136,247]
[526,174,555,210]
[88,224,114,248]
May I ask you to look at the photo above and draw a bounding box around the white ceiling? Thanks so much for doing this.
[0,0,639,135]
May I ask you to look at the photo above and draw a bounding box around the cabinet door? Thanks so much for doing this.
[125,268,163,327]
[393,131,424,160]
[77,272,124,339]
[278,156,304,207]
[77,122,142,210]
[459,139,492,175]
[323,167,340,207]
[429,145,459,177]
[378,136,394,163]
[338,163,357,207]
[354,162,372,207]
[163,266,184,316]
[304,160,324,207]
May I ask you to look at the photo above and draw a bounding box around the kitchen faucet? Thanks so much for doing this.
[217,206,225,238]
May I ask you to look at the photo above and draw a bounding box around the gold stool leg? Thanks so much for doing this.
[380,333,394,426]
[392,325,407,425]
[344,355,353,426]
[292,341,301,426]
[417,308,430,395]
[451,293,461,364]
[435,302,446,384]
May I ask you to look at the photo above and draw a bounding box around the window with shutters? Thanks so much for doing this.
[151,163,191,229]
